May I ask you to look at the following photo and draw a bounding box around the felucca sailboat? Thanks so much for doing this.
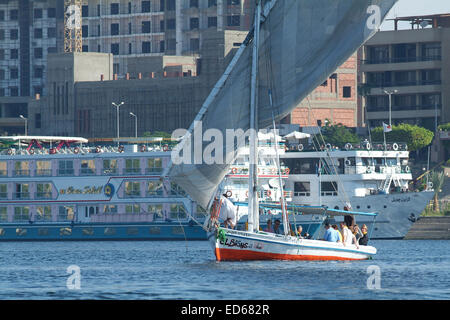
[164,0,397,261]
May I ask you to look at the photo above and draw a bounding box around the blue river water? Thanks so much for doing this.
[0,240,449,300]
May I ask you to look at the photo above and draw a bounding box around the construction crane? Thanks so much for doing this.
[64,0,83,53]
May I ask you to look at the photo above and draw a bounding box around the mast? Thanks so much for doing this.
[248,0,262,233]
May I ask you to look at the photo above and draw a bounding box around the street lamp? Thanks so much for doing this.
[384,89,398,127]
[129,112,137,138]
[112,102,125,146]
[19,115,27,136]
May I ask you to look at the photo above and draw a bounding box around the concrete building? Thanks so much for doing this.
[282,53,358,128]
[28,30,246,137]
[359,14,450,132]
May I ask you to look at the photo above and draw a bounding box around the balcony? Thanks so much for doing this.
[362,55,441,65]
[366,104,442,113]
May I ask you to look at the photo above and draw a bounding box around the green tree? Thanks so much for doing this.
[371,123,434,152]
[319,121,359,147]
[142,131,172,139]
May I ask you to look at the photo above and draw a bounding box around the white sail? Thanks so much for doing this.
[168,0,397,209]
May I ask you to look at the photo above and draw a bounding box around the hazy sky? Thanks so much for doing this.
[381,0,450,30]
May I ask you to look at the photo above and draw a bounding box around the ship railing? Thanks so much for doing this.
[35,169,52,176]
[80,168,96,176]
[228,165,289,175]
[57,169,75,176]
[145,168,163,175]
[294,191,310,197]
[124,168,141,175]
[35,192,52,199]
[13,170,30,176]
[13,192,31,200]
[285,142,408,152]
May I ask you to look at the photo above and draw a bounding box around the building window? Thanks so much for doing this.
[160,20,165,32]
[343,86,352,98]
[167,19,176,30]
[421,42,441,60]
[82,25,89,37]
[34,67,44,79]
[10,87,19,96]
[128,43,132,54]
[36,160,51,176]
[0,49,4,60]
[14,183,30,199]
[208,0,217,7]
[34,28,43,39]
[10,49,18,59]
[0,30,4,40]
[190,0,199,8]
[167,0,176,11]
[34,8,43,19]
[34,48,43,59]
[0,10,4,21]
[111,43,120,55]
[10,9,18,20]
[10,29,19,40]
[142,1,151,12]
[111,23,119,35]
[48,27,56,38]
[147,158,162,174]
[82,5,89,17]
[110,3,119,15]
[142,21,151,33]
[142,41,151,53]
[48,8,56,18]
[190,38,199,51]
[10,68,19,79]
[160,40,165,53]
[208,16,217,28]
[227,15,240,27]
[190,17,199,30]
[82,45,88,52]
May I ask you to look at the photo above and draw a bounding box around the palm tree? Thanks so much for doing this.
[431,171,445,212]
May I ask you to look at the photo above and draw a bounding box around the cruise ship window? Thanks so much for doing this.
[36,160,51,176]
[170,204,187,220]
[0,184,7,199]
[58,206,74,221]
[103,159,118,174]
[124,181,140,197]
[125,159,140,174]
[81,160,96,175]
[15,183,29,200]
[125,204,140,214]
[14,161,29,176]
[14,207,30,221]
[103,205,117,213]
[170,182,186,196]
[147,158,162,173]
[58,160,74,175]
[36,183,52,199]
[147,180,163,196]
[0,207,7,221]
[320,182,338,196]
[36,206,52,221]
[149,204,163,219]
[294,182,310,197]
[0,161,6,176]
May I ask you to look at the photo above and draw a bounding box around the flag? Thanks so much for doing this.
[383,122,392,133]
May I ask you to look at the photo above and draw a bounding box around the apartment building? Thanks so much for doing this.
[359,14,450,131]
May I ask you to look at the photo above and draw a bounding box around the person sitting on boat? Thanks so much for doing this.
[340,222,359,249]
[323,223,339,242]
[332,224,342,243]
[358,224,369,246]
[218,193,237,229]
[273,219,283,235]
[352,224,364,242]
[264,219,274,233]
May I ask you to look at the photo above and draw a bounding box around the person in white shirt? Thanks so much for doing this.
[340,222,359,249]
[218,193,237,229]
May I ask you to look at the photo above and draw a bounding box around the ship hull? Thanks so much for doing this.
[208,229,376,261]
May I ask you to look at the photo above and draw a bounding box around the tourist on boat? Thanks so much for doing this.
[273,219,283,235]
[218,193,237,229]
[323,223,339,242]
[353,224,364,242]
[358,224,369,246]
[264,219,274,233]
[332,224,342,243]
[340,222,359,249]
